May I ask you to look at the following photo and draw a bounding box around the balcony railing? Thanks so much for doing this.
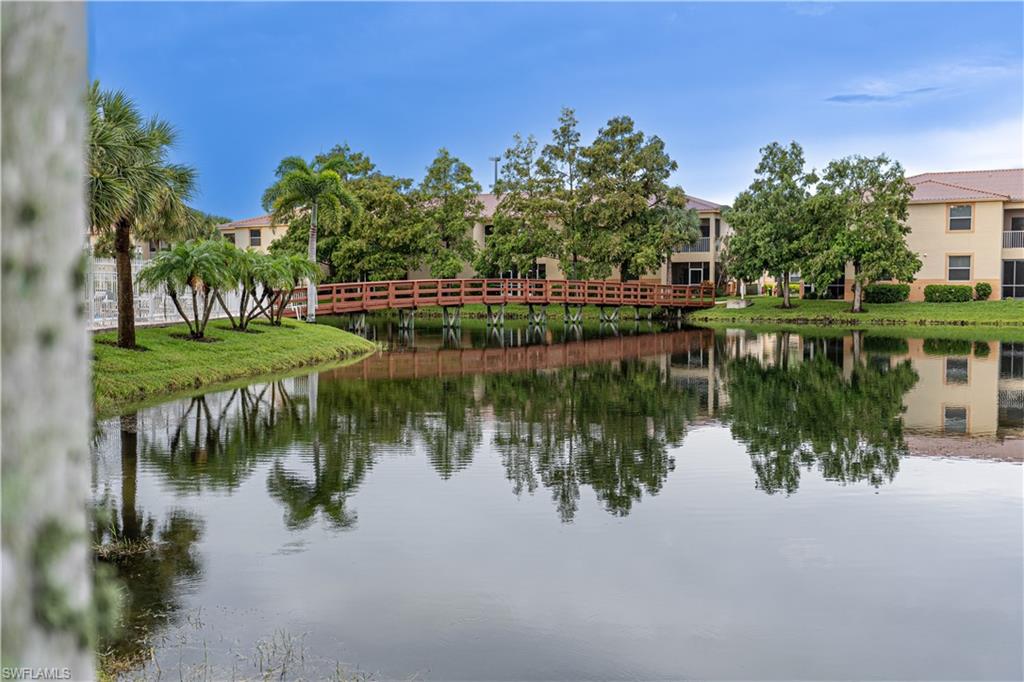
[678,236,711,253]
[1004,230,1024,249]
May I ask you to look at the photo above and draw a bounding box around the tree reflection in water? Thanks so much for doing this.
[721,332,919,495]
[95,413,204,672]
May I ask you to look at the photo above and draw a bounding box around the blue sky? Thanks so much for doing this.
[88,2,1023,221]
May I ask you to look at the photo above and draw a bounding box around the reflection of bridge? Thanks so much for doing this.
[324,328,714,382]
[287,278,715,321]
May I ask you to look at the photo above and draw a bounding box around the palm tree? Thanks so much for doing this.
[136,240,233,339]
[262,156,360,322]
[88,82,198,348]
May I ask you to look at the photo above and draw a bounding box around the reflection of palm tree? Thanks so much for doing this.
[96,509,204,669]
[119,413,142,541]
[722,342,918,495]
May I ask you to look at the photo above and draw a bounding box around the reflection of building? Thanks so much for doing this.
[999,342,1024,435]
[711,331,1022,459]
[897,339,1002,436]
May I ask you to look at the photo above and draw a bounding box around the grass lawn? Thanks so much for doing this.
[689,297,1024,328]
[93,319,376,417]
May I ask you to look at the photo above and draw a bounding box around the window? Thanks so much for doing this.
[945,357,969,385]
[225,233,235,245]
[947,255,971,281]
[943,406,968,433]
[527,263,547,280]
[714,218,721,240]
[948,204,972,231]
[1011,217,1024,231]
[1004,260,1024,299]
[249,229,261,247]
[999,342,1024,380]
[699,218,711,238]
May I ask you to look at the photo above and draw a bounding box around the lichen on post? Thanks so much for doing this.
[2,2,94,675]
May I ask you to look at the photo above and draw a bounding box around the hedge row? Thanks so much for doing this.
[924,284,973,303]
[863,283,910,303]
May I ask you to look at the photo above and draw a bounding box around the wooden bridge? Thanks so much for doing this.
[286,278,715,325]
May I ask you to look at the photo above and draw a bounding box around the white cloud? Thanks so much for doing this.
[826,57,1021,104]
[680,117,1023,205]
[804,117,1024,176]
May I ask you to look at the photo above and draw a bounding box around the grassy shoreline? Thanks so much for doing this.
[93,319,377,417]
[687,297,1024,328]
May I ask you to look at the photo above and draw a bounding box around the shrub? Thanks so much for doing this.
[864,336,909,354]
[803,289,818,300]
[974,282,992,300]
[864,283,910,304]
[923,338,972,356]
[973,341,991,358]
[924,284,972,303]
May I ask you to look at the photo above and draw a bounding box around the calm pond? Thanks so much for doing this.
[93,321,1023,681]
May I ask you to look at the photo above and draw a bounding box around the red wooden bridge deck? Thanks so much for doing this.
[287,278,715,317]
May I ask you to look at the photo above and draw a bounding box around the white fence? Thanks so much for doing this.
[86,257,242,331]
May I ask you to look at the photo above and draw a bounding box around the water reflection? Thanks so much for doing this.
[92,325,1023,680]
[720,335,918,495]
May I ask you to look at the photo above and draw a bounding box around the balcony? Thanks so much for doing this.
[678,236,711,253]
[1004,230,1024,249]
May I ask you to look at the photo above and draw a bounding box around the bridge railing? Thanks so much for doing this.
[286,278,715,317]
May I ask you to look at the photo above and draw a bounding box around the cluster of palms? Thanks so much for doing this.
[89,82,334,345]
[137,240,318,339]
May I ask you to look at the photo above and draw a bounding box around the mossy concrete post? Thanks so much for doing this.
[2,2,94,676]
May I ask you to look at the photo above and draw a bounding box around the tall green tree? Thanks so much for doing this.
[418,148,483,278]
[476,134,558,277]
[579,116,697,280]
[804,155,921,313]
[262,155,361,322]
[88,83,198,348]
[538,108,587,279]
[330,174,429,281]
[723,142,816,308]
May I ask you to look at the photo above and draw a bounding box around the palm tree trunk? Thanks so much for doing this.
[1,2,93,675]
[782,272,792,308]
[307,201,318,322]
[114,216,136,348]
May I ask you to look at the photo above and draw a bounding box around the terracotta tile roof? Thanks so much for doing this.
[218,214,274,230]
[685,195,724,212]
[907,168,1023,203]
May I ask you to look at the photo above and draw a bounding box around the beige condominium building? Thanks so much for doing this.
[217,213,285,254]
[814,168,1024,301]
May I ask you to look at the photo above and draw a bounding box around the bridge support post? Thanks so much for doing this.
[527,304,547,327]
[349,312,366,333]
[398,308,416,331]
[441,306,463,329]
[563,304,583,324]
[599,306,620,323]
[486,304,505,327]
